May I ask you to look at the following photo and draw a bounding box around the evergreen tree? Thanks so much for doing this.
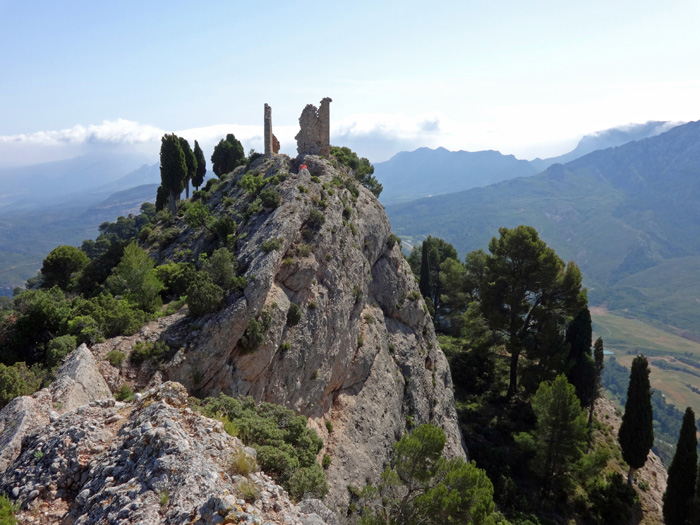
[588,337,605,429]
[155,185,168,212]
[40,245,90,291]
[159,133,187,214]
[211,133,245,177]
[478,226,586,398]
[178,136,197,199]
[691,460,700,525]
[663,407,697,525]
[419,239,431,304]
[618,354,654,483]
[565,307,596,409]
[193,140,206,190]
[529,374,588,494]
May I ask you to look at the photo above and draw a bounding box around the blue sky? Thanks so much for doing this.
[1,0,700,165]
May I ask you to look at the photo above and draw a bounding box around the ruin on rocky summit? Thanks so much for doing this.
[295,97,332,157]
[263,103,280,156]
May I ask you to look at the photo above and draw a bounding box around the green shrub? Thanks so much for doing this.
[115,384,134,402]
[0,493,18,524]
[387,233,402,249]
[261,238,282,253]
[259,188,281,209]
[210,216,237,240]
[203,248,238,291]
[306,210,325,230]
[67,315,104,346]
[287,464,329,501]
[46,334,77,367]
[231,449,258,476]
[237,479,258,503]
[322,454,331,469]
[129,341,170,364]
[199,395,325,501]
[325,420,333,433]
[287,303,302,326]
[0,363,41,409]
[184,201,212,230]
[106,350,126,368]
[239,173,265,196]
[187,272,224,317]
[240,319,265,353]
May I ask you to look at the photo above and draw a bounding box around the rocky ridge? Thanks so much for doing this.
[0,371,332,524]
[159,154,465,509]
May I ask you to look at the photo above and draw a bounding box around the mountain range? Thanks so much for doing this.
[385,120,700,337]
[375,121,679,205]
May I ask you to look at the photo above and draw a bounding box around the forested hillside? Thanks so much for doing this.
[387,120,700,336]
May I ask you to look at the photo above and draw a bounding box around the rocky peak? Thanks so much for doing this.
[161,153,465,509]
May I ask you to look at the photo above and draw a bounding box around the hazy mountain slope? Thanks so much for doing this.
[0,153,152,211]
[530,120,679,171]
[386,120,700,334]
[374,147,538,204]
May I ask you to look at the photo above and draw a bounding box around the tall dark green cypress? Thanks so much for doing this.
[159,133,187,214]
[178,137,197,200]
[193,140,206,190]
[419,237,431,299]
[691,461,700,525]
[588,337,605,428]
[565,307,595,407]
[618,354,654,483]
[663,407,698,525]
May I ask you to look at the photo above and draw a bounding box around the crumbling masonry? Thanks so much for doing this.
[295,97,332,157]
[263,103,280,156]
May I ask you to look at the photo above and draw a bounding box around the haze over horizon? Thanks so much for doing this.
[2,0,700,166]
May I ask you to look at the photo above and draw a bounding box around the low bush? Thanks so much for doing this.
[199,394,326,502]
[287,303,302,326]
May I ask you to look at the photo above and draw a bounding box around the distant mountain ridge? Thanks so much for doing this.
[375,121,679,205]
[385,119,700,336]
[375,147,537,204]
[530,120,679,171]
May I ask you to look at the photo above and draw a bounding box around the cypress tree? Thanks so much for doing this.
[618,354,654,483]
[565,307,595,407]
[193,140,206,190]
[691,460,700,525]
[159,134,187,214]
[419,237,431,299]
[178,137,197,200]
[588,337,605,428]
[663,407,698,525]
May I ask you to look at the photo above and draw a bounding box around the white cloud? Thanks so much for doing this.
[0,119,164,146]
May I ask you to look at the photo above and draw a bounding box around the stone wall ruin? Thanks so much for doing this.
[295,97,332,157]
[264,103,280,156]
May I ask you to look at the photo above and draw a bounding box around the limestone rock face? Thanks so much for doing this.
[166,154,466,509]
[0,382,327,524]
[0,343,112,472]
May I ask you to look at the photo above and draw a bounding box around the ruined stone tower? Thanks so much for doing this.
[264,103,272,156]
[295,97,332,157]
[264,103,280,156]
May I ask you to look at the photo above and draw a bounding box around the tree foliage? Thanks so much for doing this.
[476,225,586,398]
[527,374,588,492]
[159,133,187,214]
[663,407,697,525]
[330,145,383,197]
[192,139,207,190]
[211,134,245,177]
[178,136,198,199]
[618,354,654,482]
[358,424,497,524]
[41,245,89,291]
[106,242,164,312]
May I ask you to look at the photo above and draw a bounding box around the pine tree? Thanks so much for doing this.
[618,354,654,483]
[193,140,206,190]
[178,137,197,200]
[159,134,187,214]
[663,407,698,525]
[530,374,588,494]
[211,133,245,177]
